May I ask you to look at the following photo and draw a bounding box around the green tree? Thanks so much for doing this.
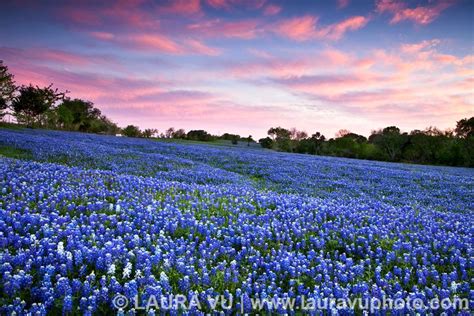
[56,98,101,131]
[0,60,16,119]
[259,137,273,149]
[455,117,474,138]
[247,135,253,146]
[122,125,142,137]
[231,135,239,145]
[172,128,186,139]
[12,84,66,126]
[165,127,175,138]
[187,130,212,141]
[142,128,157,138]
[370,126,407,161]
[268,127,292,151]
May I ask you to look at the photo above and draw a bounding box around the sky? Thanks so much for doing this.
[0,0,473,139]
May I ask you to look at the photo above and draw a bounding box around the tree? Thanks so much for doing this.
[0,60,16,119]
[165,127,175,138]
[341,132,367,143]
[142,128,157,138]
[187,130,212,141]
[247,135,253,146]
[267,127,292,151]
[290,128,308,141]
[302,132,326,154]
[56,98,101,131]
[92,115,120,135]
[122,125,142,137]
[12,84,66,126]
[455,117,474,138]
[259,137,273,149]
[172,128,186,139]
[335,129,350,138]
[370,126,407,161]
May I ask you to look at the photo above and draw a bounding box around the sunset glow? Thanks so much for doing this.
[1,0,472,137]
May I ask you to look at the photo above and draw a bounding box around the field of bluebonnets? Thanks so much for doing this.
[0,127,472,315]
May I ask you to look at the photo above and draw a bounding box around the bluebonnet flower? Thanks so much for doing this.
[0,128,472,314]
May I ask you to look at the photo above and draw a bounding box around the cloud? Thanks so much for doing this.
[184,39,222,56]
[126,34,183,54]
[318,15,369,40]
[272,15,369,41]
[376,0,455,25]
[225,49,357,79]
[273,15,317,41]
[157,0,202,15]
[400,39,441,54]
[0,47,120,70]
[89,31,221,56]
[263,4,282,16]
[188,19,260,39]
[337,0,350,9]
[89,31,115,41]
[219,40,472,129]
[206,0,267,11]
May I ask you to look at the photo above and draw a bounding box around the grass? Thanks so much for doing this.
[0,122,24,130]
[0,145,32,159]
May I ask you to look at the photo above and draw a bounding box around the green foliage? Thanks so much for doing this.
[172,128,186,139]
[262,120,474,167]
[56,98,100,131]
[369,127,408,161]
[455,117,474,138]
[0,60,16,118]
[122,125,142,137]
[267,126,292,151]
[12,84,66,126]
[187,129,213,141]
[258,137,273,149]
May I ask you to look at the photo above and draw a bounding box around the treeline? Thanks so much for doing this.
[120,125,254,145]
[259,121,474,167]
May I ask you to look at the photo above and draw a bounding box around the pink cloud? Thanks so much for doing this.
[337,0,350,9]
[400,39,441,54]
[318,15,369,40]
[157,0,202,15]
[226,49,354,79]
[206,0,228,9]
[272,15,368,41]
[58,6,102,26]
[103,0,159,28]
[273,15,318,41]
[6,62,163,103]
[376,0,455,25]
[88,29,222,56]
[6,59,290,134]
[0,47,120,70]
[263,4,282,16]
[58,0,159,29]
[206,0,266,10]
[128,34,183,54]
[184,39,222,56]
[89,31,115,41]
[188,19,260,39]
